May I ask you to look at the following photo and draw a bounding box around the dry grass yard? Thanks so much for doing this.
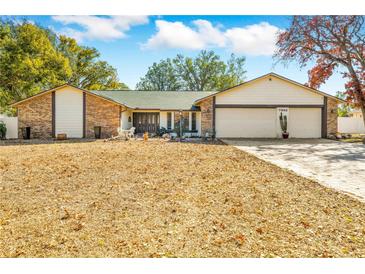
[1,140,365,258]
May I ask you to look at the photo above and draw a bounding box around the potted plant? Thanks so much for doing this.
[279,112,289,139]
[0,121,6,140]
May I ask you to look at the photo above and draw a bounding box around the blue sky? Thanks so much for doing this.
[7,15,345,95]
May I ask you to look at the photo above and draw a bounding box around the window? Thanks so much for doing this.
[183,113,189,131]
[191,112,197,131]
[167,112,172,130]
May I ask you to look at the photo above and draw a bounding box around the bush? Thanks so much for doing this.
[157,127,169,137]
[0,121,7,140]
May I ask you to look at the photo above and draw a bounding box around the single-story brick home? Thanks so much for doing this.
[11,73,344,139]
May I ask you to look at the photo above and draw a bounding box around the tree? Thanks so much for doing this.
[218,53,247,90]
[0,21,71,113]
[57,36,128,90]
[275,16,365,127]
[136,50,246,91]
[336,91,351,117]
[0,20,128,114]
[136,59,180,91]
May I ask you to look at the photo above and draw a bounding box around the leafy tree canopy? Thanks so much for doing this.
[336,91,351,117]
[275,15,365,126]
[136,50,246,91]
[136,59,180,91]
[57,36,128,90]
[0,20,128,114]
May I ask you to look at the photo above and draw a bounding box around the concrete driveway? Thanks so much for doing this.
[222,138,365,202]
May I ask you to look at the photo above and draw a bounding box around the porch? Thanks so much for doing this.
[120,109,202,136]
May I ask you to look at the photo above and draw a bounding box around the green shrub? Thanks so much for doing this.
[157,127,169,137]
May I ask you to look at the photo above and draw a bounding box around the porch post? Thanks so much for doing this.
[188,112,192,131]
[171,112,174,130]
[179,110,182,138]
[119,106,122,130]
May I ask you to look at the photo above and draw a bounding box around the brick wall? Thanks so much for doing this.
[327,97,338,135]
[85,94,121,138]
[200,97,214,136]
[17,93,53,139]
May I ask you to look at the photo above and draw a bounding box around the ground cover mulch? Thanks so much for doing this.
[0,139,365,257]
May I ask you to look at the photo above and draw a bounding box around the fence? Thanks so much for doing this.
[338,117,365,134]
[0,115,18,139]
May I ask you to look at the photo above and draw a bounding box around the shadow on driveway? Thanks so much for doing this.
[222,138,365,202]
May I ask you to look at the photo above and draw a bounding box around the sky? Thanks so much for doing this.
[5,15,346,95]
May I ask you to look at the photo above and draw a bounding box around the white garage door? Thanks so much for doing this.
[216,107,322,138]
[55,89,83,138]
[216,108,277,138]
[288,108,321,138]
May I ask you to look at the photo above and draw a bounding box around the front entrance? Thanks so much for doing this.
[133,112,160,133]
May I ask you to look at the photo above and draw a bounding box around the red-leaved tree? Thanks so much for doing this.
[275,16,365,127]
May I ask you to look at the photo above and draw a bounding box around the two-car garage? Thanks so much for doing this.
[210,73,334,139]
[215,107,322,138]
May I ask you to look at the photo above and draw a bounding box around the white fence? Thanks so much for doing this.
[338,117,365,134]
[0,115,18,139]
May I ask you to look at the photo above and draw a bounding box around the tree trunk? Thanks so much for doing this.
[347,69,365,130]
[354,88,365,129]
[354,89,365,143]
[360,104,365,133]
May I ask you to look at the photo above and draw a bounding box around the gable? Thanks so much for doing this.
[56,85,84,96]
[215,75,324,105]
[11,84,124,108]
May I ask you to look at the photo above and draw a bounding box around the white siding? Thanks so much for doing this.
[160,111,168,129]
[55,87,83,138]
[0,115,18,139]
[288,108,321,138]
[216,108,277,138]
[216,76,324,105]
[121,109,132,130]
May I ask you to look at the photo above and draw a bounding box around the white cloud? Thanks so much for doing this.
[142,20,206,50]
[225,22,282,56]
[193,20,226,47]
[143,20,282,56]
[52,15,149,42]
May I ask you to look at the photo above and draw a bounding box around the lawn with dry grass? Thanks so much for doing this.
[1,140,365,257]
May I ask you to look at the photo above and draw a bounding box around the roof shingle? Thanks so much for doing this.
[90,90,216,110]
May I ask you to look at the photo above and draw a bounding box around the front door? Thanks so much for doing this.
[133,112,160,133]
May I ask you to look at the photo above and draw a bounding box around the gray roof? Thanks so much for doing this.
[90,90,216,110]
